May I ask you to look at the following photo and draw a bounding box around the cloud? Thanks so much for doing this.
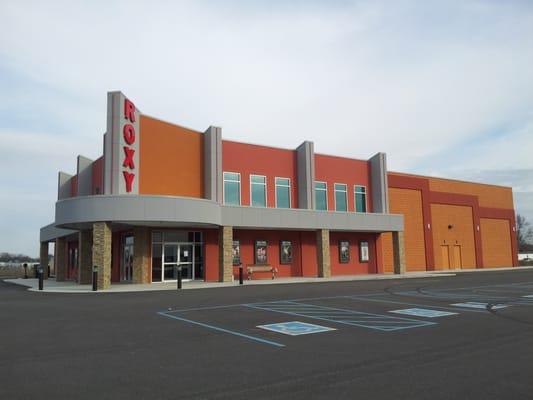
[1,0,532,255]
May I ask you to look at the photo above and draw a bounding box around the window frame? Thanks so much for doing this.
[359,240,370,263]
[315,181,328,211]
[223,171,241,206]
[334,183,348,212]
[275,176,291,209]
[250,174,267,208]
[354,185,368,213]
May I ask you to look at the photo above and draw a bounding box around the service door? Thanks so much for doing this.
[440,245,450,269]
[452,245,462,269]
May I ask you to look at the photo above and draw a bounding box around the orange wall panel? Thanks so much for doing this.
[389,188,427,271]
[480,218,512,267]
[428,177,513,210]
[430,204,476,269]
[139,116,204,198]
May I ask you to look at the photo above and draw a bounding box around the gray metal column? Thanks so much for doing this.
[77,155,93,196]
[204,126,222,203]
[369,152,389,213]
[58,172,73,200]
[296,141,315,209]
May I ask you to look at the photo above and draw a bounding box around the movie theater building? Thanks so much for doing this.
[39,92,519,289]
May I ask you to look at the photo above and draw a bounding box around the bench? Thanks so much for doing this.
[246,265,278,280]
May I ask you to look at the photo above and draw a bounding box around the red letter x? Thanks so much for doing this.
[123,147,135,169]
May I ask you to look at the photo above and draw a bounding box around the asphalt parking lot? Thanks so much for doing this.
[1,269,533,399]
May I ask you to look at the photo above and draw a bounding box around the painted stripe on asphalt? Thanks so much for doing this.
[344,295,485,313]
[157,311,285,348]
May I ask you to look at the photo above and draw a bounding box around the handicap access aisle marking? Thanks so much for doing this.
[258,321,336,336]
[450,302,508,310]
[157,311,285,348]
[389,308,458,318]
[244,301,436,332]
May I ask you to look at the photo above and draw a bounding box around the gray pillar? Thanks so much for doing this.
[204,126,222,203]
[77,155,93,196]
[296,141,315,209]
[369,152,389,213]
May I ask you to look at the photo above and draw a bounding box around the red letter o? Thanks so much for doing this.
[123,124,135,145]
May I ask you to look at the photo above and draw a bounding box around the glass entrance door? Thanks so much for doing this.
[121,235,134,281]
[162,243,194,281]
[178,244,193,280]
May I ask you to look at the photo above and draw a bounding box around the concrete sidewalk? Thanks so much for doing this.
[5,266,531,293]
[4,272,454,294]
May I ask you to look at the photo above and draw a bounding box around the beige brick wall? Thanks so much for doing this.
[219,226,233,282]
[92,222,112,290]
[393,231,406,274]
[133,227,151,283]
[480,218,512,267]
[317,229,331,278]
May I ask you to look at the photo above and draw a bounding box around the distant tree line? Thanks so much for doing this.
[517,214,533,252]
[0,252,40,263]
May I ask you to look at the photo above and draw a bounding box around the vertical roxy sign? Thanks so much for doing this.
[104,92,140,194]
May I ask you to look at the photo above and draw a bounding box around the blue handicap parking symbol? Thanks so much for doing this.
[257,321,336,336]
[389,308,457,318]
[451,302,508,310]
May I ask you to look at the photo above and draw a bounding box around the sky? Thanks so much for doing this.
[1,0,532,256]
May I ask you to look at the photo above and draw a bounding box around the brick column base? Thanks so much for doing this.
[78,230,93,284]
[317,229,331,278]
[393,231,406,274]
[133,227,151,284]
[55,238,67,281]
[92,222,112,290]
[219,226,233,282]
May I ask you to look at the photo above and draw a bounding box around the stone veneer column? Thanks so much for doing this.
[219,226,233,282]
[133,227,151,284]
[316,229,331,278]
[55,237,67,281]
[78,230,93,284]
[393,231,406,274]
[92,222,112,290]
[40,242,49,280]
